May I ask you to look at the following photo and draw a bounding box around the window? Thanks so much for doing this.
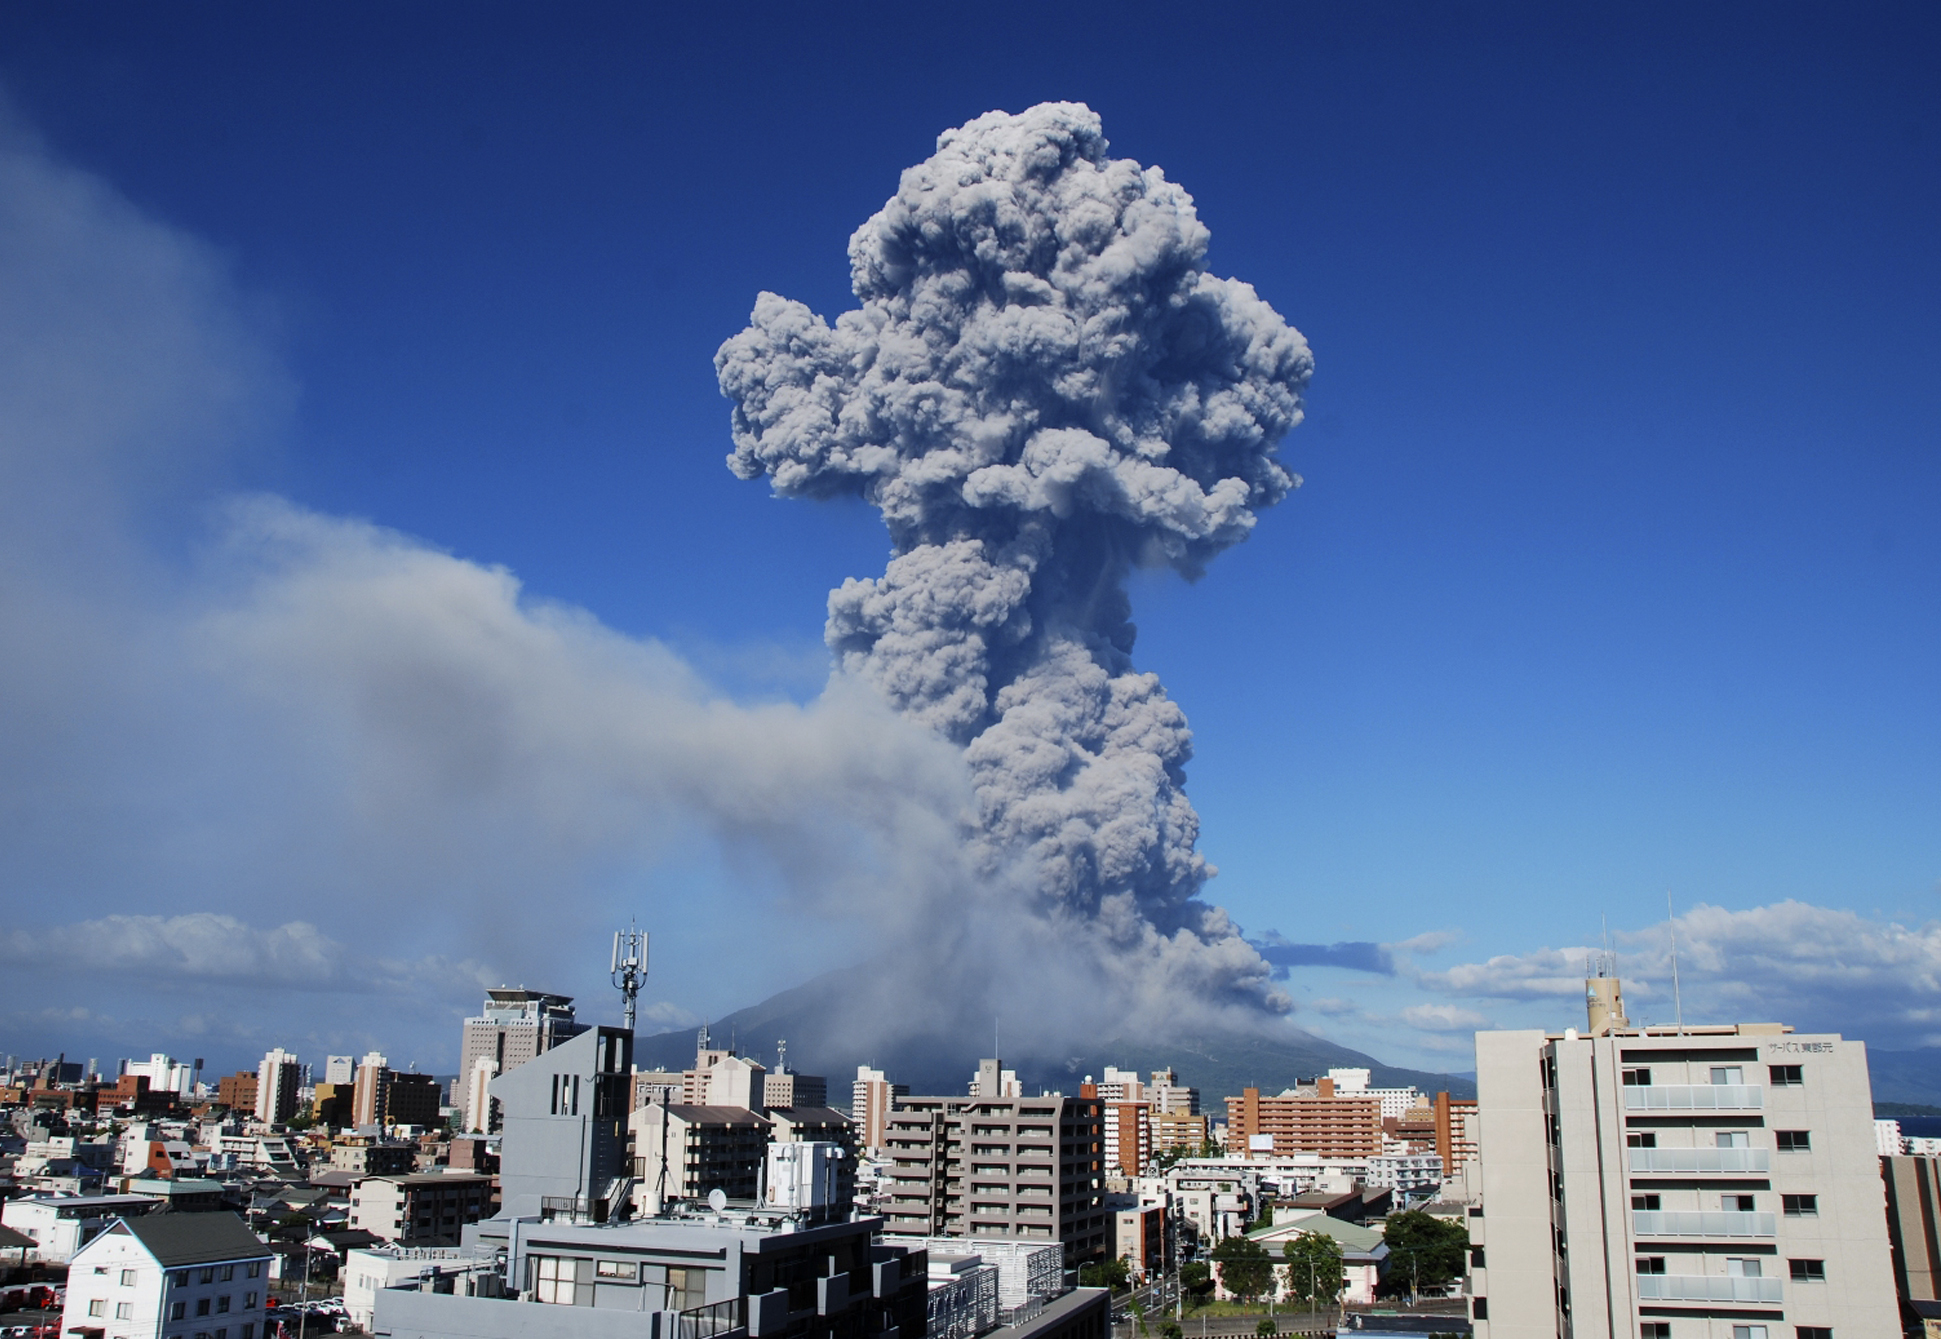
[1642,1326,1670,1339]
[197,1299,212,1317]
[173,1273,190,1288]
[219,1267,234,1283]
[120,1270,138,1287]
[1724,1194,1756,1212]
[595,1261,637,1281]
[1789,1259,1826,1282]
[116,1304,133,1321]
[1777,1130,1811,1151]
[199,1270,215,1286]
[1716,1131,1749,1148]
[1468,1246,1484,1268]
[245,1264,261,1279]
[242,1327,254,1339]
[243,1295,257,1310]
[1627,1132,1657,1148]
[1783,1194,1818,1216]
[1623,1068,1652,1086]
[1632,1194,1661,1210]
[1726,1259,1763,1278]
[1732,1328,1768,1339]
[533,1256,579,1306]
[1471,1299,1487,1321]
[217,1297,231,1314]
[172,1304,187,1321]
[1797,1329,1831,1339]
[1769,1064,1803,1086]
[89,1301,106,1318]
[1635,1257,1666,1275]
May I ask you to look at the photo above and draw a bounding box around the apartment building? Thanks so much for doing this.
[630,1105,773,1204]
[1153,1110,1209,1155]
[348,1173,495,1246]
[1883,1154,1941,1302]
[1436,1090,1480,1179]
[1474,1015,1896,1339]
[214,1073,257,1113]
[853,1066,910,1154]
[881,1072,1108,1262]
[63,1213,272,1339]
[253,1049,300,1125]
[1104,1103,1151,1174]
[1226,1079,1383,1159]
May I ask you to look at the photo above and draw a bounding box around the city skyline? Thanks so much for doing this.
[0,4,1936,1074]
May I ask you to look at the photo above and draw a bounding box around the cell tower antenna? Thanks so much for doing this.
[611,921,648,1035]
[1666,889,1684,1036]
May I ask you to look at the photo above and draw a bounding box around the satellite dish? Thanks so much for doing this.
[707,1188,728,1214]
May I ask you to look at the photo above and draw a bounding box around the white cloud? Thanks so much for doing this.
[1401,1003,1493,1033]
[1411,900,1941,1049]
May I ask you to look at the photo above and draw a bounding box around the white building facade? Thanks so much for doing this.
[62,1213,272,1339]
[1473,1021,1897,1339]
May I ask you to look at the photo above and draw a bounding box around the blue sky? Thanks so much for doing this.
[0,3,1936,1077]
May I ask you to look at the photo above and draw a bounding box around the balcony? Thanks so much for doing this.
[1627,1148,1770,1174]
[1632,1210,1776,1238]
[1623,1085,1763,1111]
[1637,1275,1782,1303]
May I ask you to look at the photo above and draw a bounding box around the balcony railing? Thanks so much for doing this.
[1633,1210,1776,1238]
[678,1297,747,1339]
[1637,1275,1782,1303]
[1623,1085,1763,1110]
[1626,1148,1770,1174]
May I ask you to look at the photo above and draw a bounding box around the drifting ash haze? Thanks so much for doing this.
[718,102,1314,1042]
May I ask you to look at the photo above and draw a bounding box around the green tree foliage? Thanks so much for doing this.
[1180,1261,1214,1302]
[1280,1232,1345,1305]
[1378,1211,1468,1295]
[1256,1320,1279,1336]
[1079,1257,1131,1291]
[1162,1324,1183,1339]
[1211,1235,1274,1301]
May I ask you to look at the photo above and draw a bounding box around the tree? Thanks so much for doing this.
[1281,1232,1345,1306]
[1378,1211,1468,1297]
[1180,1261,1214,1304]
[1079,1257,1130,1291]
[1211,1235,1274,1302]
[1162,1324,1183,1339]
[1256,1320,1279,1337]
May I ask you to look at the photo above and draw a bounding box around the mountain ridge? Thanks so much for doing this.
[634,967,1477,1104]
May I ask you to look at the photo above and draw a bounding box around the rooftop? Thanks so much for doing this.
[112,1212,272,1267]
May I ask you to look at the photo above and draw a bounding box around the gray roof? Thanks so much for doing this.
[0,1224,33,1249]
[769,1106,853,1126]
[115,1212,271,1266]
[663,1105,772,1126]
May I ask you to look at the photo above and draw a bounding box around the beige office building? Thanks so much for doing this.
[1473,1010,1896,1339]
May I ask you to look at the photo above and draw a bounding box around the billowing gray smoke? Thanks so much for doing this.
[717,103,1312,1023]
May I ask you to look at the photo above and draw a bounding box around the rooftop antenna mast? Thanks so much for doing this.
[611,921,648,1035]
[1666,890,1684,1036]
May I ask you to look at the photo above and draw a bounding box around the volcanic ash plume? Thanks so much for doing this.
[717,102,1312,1020]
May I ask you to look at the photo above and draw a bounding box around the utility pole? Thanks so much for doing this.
[611,922,647,1033]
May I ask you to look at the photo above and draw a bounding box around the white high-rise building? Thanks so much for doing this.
[324,1054,356,1085]
[254,1048,300,1124]
[1325,1066,1422,1121]
[1472,1001,1896,1339]
[852,1066,908,1154]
